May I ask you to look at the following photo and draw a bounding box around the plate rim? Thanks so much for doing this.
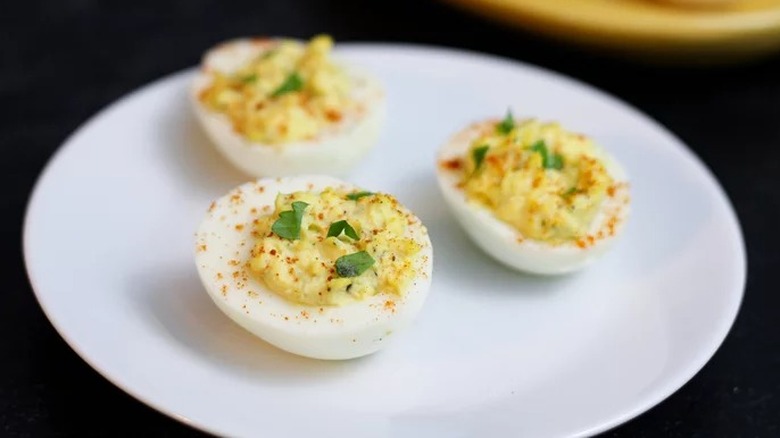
[22,42,747,437]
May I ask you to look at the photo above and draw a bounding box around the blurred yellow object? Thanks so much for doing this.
[441,0,780,63]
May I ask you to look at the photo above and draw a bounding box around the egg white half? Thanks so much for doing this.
[195,175,433,360]
[436,120,630,275]
[190,39,386,177]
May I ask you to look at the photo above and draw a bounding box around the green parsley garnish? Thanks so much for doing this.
[563,187,578,197]
[327,220,359,240]
[271,201,308,240]
[335,251,375,278]
[529,140,564,170]
[549,154,564,170]
[241,73,258,84]
[270,72,304,97]
[472,145,490,172]
[346,191,374,201]
[496,109,515,135]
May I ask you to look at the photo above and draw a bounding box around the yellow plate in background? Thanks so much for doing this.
[442,0,780,63]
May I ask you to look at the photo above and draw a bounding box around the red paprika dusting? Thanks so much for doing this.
[440,158,463,170]
[325,109,343,122]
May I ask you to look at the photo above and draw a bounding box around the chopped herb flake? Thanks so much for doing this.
[472,145,490,172]
[563,187,578,197]
[549,153,564,170]
[270,72,304,97]
[335,251,375,277]
[346,191,374,201]
[529,140,564,170]
[327,220,359,240]
[271,201,308,240]
[241,73,258,84]
[529,140,546,155]
[496,110,515,135]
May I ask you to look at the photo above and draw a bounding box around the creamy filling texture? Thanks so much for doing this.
[249,188,423,306]
[199,35,353,144]
[449,117,617,244]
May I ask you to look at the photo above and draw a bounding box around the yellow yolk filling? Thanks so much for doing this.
[249,189,422,306]
[199,35,352,144]
[457,118,615,244]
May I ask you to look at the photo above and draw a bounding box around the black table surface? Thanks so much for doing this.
[3,0,779,436]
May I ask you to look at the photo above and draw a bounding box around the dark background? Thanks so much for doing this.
[2,0,778,436]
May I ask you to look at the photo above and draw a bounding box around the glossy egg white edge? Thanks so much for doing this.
[190,39,386,177]
[435,120,631,275]
[195,175,433,360]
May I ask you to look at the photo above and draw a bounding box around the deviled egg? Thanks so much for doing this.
[191,35,385,177]
[195,176,432,360]
[436,112,630,274]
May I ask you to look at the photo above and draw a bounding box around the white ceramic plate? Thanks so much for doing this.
[23,44,745,437]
